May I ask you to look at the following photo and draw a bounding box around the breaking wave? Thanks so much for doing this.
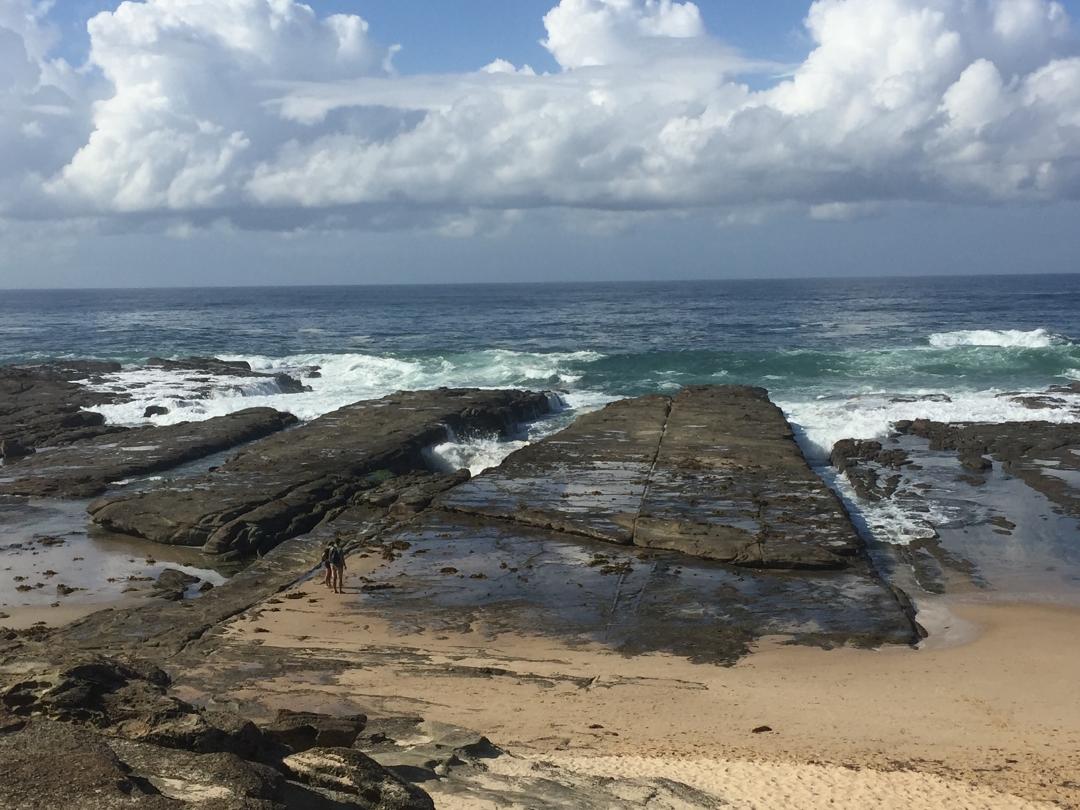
[927,328,1068,349]
[778,389,1080,464]
[84,349,606,426]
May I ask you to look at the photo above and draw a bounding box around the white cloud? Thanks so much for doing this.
[0,0,101,216]
[45,0,396,213]
[541,0,706,68]
[0,0,1078,234]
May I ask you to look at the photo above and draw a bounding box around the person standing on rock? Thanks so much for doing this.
[329,541,347,594]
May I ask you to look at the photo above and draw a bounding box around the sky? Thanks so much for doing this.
[1,0,1079,288]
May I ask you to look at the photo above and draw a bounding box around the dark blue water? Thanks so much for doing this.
[4,275,1079,361]
[3,275,1080,458]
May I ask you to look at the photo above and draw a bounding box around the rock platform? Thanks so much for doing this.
[0,408,296,499]
[88,388,552,557]
[442,386,863,568]
[0,375,933,808]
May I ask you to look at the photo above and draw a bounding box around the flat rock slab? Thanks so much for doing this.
[439,393,669,542]
[0,408,296,498]
[442,386,862,569]
[352,511,917,663]
[88,389,551,556]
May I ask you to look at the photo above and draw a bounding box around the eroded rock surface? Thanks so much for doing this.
[898,418,1080,516]
[350,510,917,662]
[443,386,863,569]
[284,747,434,808]
[830,421,1080,597]
[0,362,127,456]
[88,389,552,556]
[0,408,296,498]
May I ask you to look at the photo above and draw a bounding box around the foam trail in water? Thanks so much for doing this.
[927,328,1066,349]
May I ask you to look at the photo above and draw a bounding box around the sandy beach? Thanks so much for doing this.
[207,562,1080,809]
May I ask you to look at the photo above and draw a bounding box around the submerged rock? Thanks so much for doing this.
[898,418,1080,517]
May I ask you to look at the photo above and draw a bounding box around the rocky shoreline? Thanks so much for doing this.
[2,359,1079,808]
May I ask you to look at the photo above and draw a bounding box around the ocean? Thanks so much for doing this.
[4,273,1080,476]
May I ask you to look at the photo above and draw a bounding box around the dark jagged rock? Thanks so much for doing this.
[0,719,179,810]
[0,656,290,767]
[0,437,34,460]
[151,568,201,601]
[88,389,552,556]
[144,356,311,396]
[888,393,952,404]
[0,716,427,809]
[442,386,862,569]
[283,747,435,809]
[263,709,368,753]
[106,737,285,806]
[0,408,297,498]
[143,405,170,418]
[273,373,308,395]
[155,569,200,591]
[0,362,127,452]
[145,357,254,374]
[831,439,909,502]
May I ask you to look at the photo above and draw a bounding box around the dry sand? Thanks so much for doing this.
[213,567,1080,810]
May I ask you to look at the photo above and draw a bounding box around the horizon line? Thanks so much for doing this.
[3,269,1079,293]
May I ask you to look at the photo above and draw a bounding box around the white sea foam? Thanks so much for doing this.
[820,465,948,545]
[83,350,606,427]
[779,388,1080,463]
[428,434,530,477]
[783,388,1080,547]
[926,328,1065,349]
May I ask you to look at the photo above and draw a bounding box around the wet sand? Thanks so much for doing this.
[210,572,1080,809]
